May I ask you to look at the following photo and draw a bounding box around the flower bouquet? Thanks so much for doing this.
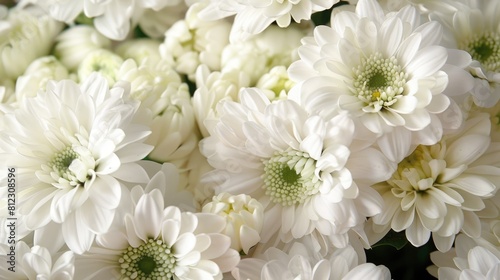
[0,0,499,279]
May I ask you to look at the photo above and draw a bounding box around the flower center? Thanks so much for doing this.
[119,239,176,280]
[462,32,500,72]
[262,150,321,206]
[50,146,79,179]
[353,52,407,111]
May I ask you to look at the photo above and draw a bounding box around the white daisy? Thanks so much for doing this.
[159,2,231,81]
[202,193,264,254]
[117,58,199,175]
[200,88,394,247]
[192,64,251,138]
[429,234,500,280]
[198,0,339,42]
[14,56,70,103]
[371,113,500,252]
[53,25,112,71]
[0,7,63,83]
[288,0,474,159]
[75,189,240,280]
[0,241,74,279]
[422,0,500,108]
[0,73,153,254]
[232,241,391,280]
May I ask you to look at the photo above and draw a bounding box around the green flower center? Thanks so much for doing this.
[353,52,408,111]
[119,239,176,280]
[51,146,79,178]
[262,150,321,206]
[463,32,500,72]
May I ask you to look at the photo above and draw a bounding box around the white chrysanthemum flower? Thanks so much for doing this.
[221,24,306,85]
[202,193,264,254]
[0,73,153,254]
[15,56,71,102]
[232,242,390,280]
[429,234,500,280]
[78,49,124,85]
[192,65,251,137]
[420,0,500,108]
[198,0,338,42]
[200,88,394,247]
[371,113,500,252]
[0,242,74,279]
[75,189,240,280]
[288,0,474,156]
[0,7,63,82]
[256,65,295,101]
[115,38,163,65]
[53,25,112,71]
[160,3,231,81]
[117,59,199,167]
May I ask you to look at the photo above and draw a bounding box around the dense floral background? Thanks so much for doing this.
[0,0,500,279]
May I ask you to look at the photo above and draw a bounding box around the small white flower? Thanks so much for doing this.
[232,242,391,280]
[423,0,500,108]
[53,25,112,71]
[221,24,306,85]
[371,113,500,252]
[117,59,199,167]
[76,189,240,280]
[192,65,251,137]
[256,65,295,101]
[429,234,500,280]
[202,193,264,254]
[78,49,124,85]
[0,241,74,279]
[115,38,163,65]
[0,73,153,254]
[14,56,71,103]
[0,7,63,82]
[160,3,231,81]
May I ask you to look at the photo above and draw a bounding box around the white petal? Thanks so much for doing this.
[406,46,447,78]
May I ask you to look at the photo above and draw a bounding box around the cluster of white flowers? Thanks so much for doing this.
[1,0,500,279]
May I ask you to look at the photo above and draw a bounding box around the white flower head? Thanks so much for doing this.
[78,49,124,85]
[372,113,500,252]
[54,25,112,71]
[0,242,74,279]
[14,56,71,103]
[115,38,163,66]
[76,189,240,280]
[232,241,391,280]
[200,88,394,247]
[192,64,251,137]
[221,24,307,86]
[202,193,264,254]
[0,73,153,254]
[160,2,232,81]
[117,58,199,165]
[0,7,63,82]
[198,0,338,42]
[429,234,500,280]
[288,0,474,153]
[423,0,500,108]
[256,65,296,101]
